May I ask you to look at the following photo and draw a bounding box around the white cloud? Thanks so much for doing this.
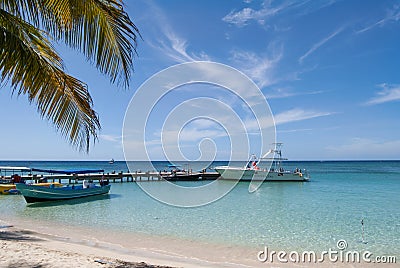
[100,134,121,143]
[356,5,400,34]
[145,1,210,63]
[222,1,339,28]
[244,108,333,131]
[186,118,220,129]
[278,128,313,133]
[274,109,333,125]
[222,2,289,27]
[223,8,263,27]
[265,87,324,99]
[160,122,227,143]
[151,120,230,161]
[365,83,400,105]
[180,129,226,142]
[326,138,400,159]
[230,45,283,88]
[157,29,211,63]
[299,27,344,64]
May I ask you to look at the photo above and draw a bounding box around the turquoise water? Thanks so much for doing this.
[1,161,399,256]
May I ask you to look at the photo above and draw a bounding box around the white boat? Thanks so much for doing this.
[109,158,115,164]
[215,143,310,182]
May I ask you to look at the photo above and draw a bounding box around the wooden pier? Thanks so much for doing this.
[3,171,221,184]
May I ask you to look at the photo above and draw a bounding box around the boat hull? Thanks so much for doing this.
[162,173,201,181]
[15,183,111,203]
[0,184,17,194]
[215,167,309,182]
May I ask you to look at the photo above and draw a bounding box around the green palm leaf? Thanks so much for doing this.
[0,9,100,151]
[3,0,139,87]
[0,0,140,152]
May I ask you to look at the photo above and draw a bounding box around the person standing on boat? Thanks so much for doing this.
[83,179,89,189]
[11,174,23,183]
[252,161,260,170]
[100,175,105,186]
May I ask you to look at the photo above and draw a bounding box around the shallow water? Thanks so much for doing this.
[1,161,399,257]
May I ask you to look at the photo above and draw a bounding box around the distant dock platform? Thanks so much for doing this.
[2,171,221,184]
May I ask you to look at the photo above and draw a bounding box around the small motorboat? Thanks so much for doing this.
[0,184,18,195]
[162,172,201,181]
[160,164,201,181]
[16,182,111,203]
[0,166,32,194]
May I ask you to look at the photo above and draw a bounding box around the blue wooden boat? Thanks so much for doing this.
[16,183,111,203]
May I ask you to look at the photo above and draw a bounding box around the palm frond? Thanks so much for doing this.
[1,0,140,89]
[0,9,100,152]
[66,0,140,88]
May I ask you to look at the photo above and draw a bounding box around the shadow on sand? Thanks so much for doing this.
[0,229,43,242]
[4,261,48,268]
[110,260,175,268]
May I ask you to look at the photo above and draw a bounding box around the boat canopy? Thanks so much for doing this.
[31,168,104,175]
[0,166,31,172]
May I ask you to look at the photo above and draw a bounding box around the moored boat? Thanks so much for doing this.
[0,166,31,177]
[161,164,201,181]
[16,183,111,203]
[162,172,201,181]
[215,143,310,182]
[0,182,63,195]
[0,184,18,194]
[0,166,31,184]
[0,166,31,194]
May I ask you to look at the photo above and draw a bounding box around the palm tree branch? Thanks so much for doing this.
[1,0,140,88]
[68,0,139,88]
[0,10,100,151]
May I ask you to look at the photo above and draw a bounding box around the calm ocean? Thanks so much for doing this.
[1,160,399,257]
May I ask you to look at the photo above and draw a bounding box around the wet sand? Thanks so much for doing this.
[0,225,175,268]
[0,218,258,268]
[0,218,396,268]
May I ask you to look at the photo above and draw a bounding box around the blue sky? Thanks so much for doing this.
[1,0,400,160]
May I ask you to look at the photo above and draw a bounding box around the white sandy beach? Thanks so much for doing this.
[0,217,261,268]
[0,223,200,268]
[0,218,396,268]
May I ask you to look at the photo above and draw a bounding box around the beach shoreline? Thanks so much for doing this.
[0,223,174,268]
[1,217,396,268]
[0,217,261,268]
